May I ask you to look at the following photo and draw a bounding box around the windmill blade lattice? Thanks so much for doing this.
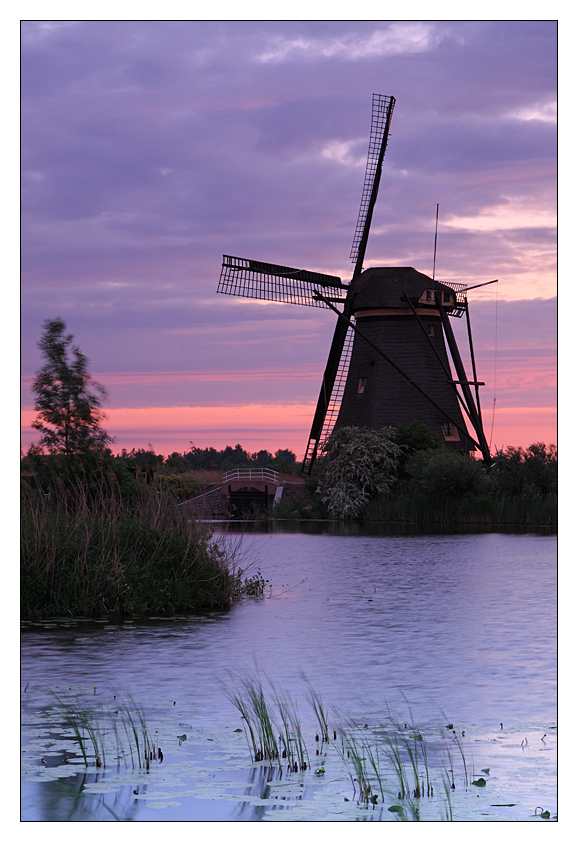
[302,318,356,472]
[218,255,346,308]
[350,94,395,270]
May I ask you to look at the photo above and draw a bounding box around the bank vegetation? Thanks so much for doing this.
[21,454,263,620]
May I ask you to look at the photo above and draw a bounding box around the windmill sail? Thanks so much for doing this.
[302,319,355,472]
[217,255,346,308]
[301,94,395,471]
[350,94,395,276]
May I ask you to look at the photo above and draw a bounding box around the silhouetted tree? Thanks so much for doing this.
[31,318,113,455]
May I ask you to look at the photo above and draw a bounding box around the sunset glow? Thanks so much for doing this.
[21,21,556,457]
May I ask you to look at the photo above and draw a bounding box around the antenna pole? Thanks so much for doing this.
[432,203,439,290]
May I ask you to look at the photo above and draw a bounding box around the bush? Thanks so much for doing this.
[394,420,443,478]
[492,443,557,497]
[316,426,402,519]
[405,448,485,498]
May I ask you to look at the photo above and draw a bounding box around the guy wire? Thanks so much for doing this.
[488,282,499,452]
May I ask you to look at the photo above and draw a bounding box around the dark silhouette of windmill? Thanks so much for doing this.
[217,94,494,472]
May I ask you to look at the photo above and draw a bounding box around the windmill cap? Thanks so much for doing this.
[352,266,456,311]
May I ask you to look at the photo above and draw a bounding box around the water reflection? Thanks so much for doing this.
[23,773,141,822]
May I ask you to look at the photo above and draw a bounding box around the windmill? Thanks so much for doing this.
[217,94,494,471]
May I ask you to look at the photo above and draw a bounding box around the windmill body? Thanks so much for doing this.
[335,267,472,452]
[217,94,493,470]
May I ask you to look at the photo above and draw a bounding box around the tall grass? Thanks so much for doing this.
[21,476,241,618]
[303,678,330,745]
[225,676,310,771]
[363,490,557,526]
[224,678,469,820]
[226,677,279,765]
[52,692,156,770]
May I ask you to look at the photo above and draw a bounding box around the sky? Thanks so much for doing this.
[20,20,557,459]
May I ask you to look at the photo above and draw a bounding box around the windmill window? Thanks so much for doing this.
[428,325,434,337]
[358,377,366,394]
[426,290,434,301]
[443,292,452,303]
[442,422,460,441]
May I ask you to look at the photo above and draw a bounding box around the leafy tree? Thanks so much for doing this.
[274,448,297,465]
[163,452,190,473]
[31,318,113,455]
[221,444,252,468]
[316,426,402,519]
[251,449,273,466]
[116,447,165,472]
[183,445,222,471]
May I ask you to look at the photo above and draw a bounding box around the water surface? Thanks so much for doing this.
[21,527,556,821]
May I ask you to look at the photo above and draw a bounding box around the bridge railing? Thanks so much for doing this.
[223,468,280,484]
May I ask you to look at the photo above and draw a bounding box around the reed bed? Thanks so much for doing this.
[225,676,310,771]
[51,692,161,770]
[224,677,484,820]
[21,477,249,619]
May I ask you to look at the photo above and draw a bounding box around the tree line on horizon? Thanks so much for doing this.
[25,318,298,473]
[23,318,557,524]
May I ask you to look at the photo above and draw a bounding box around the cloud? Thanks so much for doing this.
[321,140,366,168]
[509,101,557,123]
[445,199,556,232]
[257,23,442,63]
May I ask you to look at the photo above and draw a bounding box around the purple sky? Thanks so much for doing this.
[21,21,557,457]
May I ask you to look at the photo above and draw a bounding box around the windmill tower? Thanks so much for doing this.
[217,94,493,471]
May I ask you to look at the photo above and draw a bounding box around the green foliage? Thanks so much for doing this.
[492,443,557,497]
[395,420,444,452]
[21,448,147,507]
[364,442,557,526]
[394,420,444,477]
[316,426,402,520]
[272,477,328,519]
[233,568,269,598]
[405,448,485,498]
[266,449,300,475]
[31,318,113,455]
[155,473,205,502]
[181,444,298,473]
[163,451,192,472]
[21,478,237,619]
[115,448,165,472]
[120,444,300,474]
